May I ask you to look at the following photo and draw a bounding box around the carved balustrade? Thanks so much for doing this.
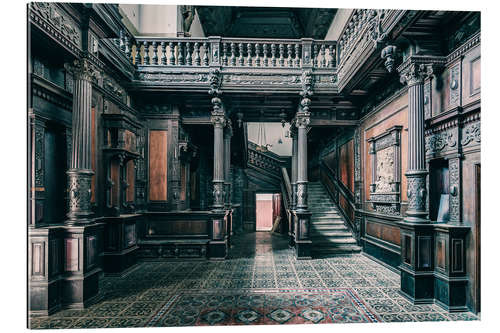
[118,36,336,69]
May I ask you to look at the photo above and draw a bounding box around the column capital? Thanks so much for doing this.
[293,112,310,129]
[64,57,100,82]
[397,55,445,86]
[211,111,226,128]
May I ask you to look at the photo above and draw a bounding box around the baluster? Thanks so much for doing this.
[246,43,253,67]
[194,42,201,66]
[119,30,125,52]
[222,42,228,66]
[134,43,141,65]
[186,42,192,65]
[294,44,300,67]
[271,44,277,67]
[124,35,131,60]
[255,43,261,67]
[178,42,184,65]
[287,44,293,67]
[143,41,150,65]
[202,42,209,66]
[262,44,268,67]
[328,45,335,67]
[230,43,236,66]
[169,42,175,65]
[320,44,326,67]
[160,42,167,65]
[279,44,285,67]
[152,41,158,65]
[238,43,244,66]
[312,44,319,67]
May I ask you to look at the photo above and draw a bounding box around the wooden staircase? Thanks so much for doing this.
[308,182,361,256]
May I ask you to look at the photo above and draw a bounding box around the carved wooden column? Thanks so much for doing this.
[208,69,227,259]
[224,120,233,246]
[293,70,313,259]
[60,57,104,309]
[64,58,99,224]
[397,56,440,304]
[289,125,298,247]
[399,60,433,224]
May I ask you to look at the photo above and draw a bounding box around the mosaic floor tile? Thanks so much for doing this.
[30,232,478,329]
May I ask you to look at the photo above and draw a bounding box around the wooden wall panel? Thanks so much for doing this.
[124,130,136,152]
[180,164,186,201]
[339,194,354,222]
[126,160,135,202]
[366,221,401,246]
[149,130,168,201]
[110,159,120,206]
[339,139,354,193]
[91,107,96,203]
[363,92,408,206]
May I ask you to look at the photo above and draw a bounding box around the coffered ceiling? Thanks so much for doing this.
[196,6,337,39]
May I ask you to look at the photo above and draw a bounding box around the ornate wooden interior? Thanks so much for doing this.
[28,3,481,317]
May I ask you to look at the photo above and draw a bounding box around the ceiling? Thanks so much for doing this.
[195,6,337,39]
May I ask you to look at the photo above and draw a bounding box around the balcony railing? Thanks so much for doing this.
[115,34,336,69]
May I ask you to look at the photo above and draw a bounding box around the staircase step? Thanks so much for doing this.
[311,219,344,224]
[311,214,342,218]
[312,238,358,245]
[311,231,352,237]
[311,224,348,231]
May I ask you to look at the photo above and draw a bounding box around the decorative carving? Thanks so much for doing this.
[296,183,308,209]
[354,129,361,182]
[67,170,94,222]
[208,68,222,96]
[180,5,194,35]
[406,174,427,212]
[212,182,224,208]
[375,147,394,192]
[450,65,460,106]
[461,122,480,146]
[425,131,457,153]
[448,158,460,223]
[64,58,100,83]
[30,2,81,46]
[34,121,45,187]
[369,9,388,47]
[375,205,400,216]
[424,81,431,119]
[399,62,434,86]
[381,44,397,73]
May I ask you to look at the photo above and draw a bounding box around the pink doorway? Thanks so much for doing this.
[256,193,281,231]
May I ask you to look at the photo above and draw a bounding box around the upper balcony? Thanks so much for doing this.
[114,35,338,94]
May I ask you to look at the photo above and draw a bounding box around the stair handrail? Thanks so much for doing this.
[280,167,292,233]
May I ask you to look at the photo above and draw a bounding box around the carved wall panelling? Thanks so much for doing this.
[367,126,402,216]
[29,2,82,57]
[449,62,461,109]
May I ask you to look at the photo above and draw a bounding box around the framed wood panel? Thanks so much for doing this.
[148,130,168,201]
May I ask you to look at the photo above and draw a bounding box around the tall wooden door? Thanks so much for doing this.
[243,189,256,231]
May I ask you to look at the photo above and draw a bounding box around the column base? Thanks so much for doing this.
[295,240,312,259]
[208,240,228,260]
[434,271,469,312]
[400,265,434,303]
[61,268,103,309]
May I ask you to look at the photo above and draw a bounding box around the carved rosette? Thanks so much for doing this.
[461,122,480,146]
[425,131,457,154]
[66,169,94,223]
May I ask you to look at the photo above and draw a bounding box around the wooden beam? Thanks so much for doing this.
[310,119,358,127]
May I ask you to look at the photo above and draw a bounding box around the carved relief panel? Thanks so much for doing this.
[367,126,402,216]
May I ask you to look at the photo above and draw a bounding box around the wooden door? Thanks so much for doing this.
[243,189,256,231]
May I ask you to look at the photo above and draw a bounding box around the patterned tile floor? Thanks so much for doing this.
[29,232,478,329]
